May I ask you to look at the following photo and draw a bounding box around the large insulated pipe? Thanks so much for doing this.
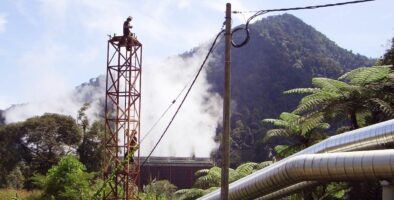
[257,182,320,200]
[259,118,394,200]
[199,119,394,200]
[205,149,394,200]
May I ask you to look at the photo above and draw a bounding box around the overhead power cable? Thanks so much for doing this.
[140,82,189,143]
[231,0,375,48]
[141,27,225,167]
[141,24,225,144]
[141,22,226,143]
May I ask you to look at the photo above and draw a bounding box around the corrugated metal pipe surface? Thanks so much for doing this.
[199,119,394,200]
[256,181,319,200]
[202,149,394,200]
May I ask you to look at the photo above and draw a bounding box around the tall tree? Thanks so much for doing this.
[77,121,105,172]
[76,103,105,172]
[21,113,82,174]
[0,123,25,187]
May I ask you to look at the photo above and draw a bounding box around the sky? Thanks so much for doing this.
[0,0,393,157]
[0,0,393,109]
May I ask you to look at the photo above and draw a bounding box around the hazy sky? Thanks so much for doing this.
[0,0,393,109]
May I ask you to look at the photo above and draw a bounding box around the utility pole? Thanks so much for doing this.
[221,3,231,200]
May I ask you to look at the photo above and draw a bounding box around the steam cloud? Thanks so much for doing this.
[4,45,222,158]
[141,46,222,157]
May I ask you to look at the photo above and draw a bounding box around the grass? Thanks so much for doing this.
[0,189,41,200]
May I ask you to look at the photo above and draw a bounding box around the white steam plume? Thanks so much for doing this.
[141,46,222,157]
[4,77,105,124]
[4,45,222,158]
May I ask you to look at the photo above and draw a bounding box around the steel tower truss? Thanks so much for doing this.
[104,36,142,200]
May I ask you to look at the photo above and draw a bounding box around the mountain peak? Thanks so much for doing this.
[207,14,375,162]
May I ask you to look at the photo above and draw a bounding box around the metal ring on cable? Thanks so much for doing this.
[231,26,250,48]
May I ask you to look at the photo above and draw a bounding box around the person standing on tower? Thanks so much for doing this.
[123,16,133,49]
[123,16,133,37]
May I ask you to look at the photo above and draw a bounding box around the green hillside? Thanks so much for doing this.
[205,14,375,164]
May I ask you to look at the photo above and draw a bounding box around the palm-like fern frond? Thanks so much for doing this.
[262,112,300,127]
[382,93,394,103]
[193,167,221,189]
[274,144,299,158]
[312,78,350,92]
[194,169,209,177]
[299,112,327,135]
[339,67,370,80]
[299,90,342,105]
[284,88,321,94]
[293,97,329,114]
[205,187,219,193]
[339,65,391,86]
[315,122,330,130]
[257,161,273,170]
[235,162,259,178]
[262,118,289,128]
[175,188,205,200]
[229,168,241,182]
[370,98,394,117]
[279,112,300,122]
[263,129,291,142]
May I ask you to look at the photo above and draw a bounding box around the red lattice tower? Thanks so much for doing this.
[103,35,142,200]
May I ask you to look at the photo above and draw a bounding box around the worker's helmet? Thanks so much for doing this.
[127,16,133,21]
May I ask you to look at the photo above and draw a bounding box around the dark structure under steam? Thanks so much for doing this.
[140,157,213,189]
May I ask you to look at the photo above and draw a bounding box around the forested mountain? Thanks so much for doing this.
[204,14,375,165]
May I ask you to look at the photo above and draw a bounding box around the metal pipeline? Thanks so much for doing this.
[249,150,394,199]
[199,119,394,200]
[257,181,319,200]
[202,149,394,199]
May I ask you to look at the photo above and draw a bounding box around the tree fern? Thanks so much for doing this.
[284,88,321,94]
[299,112,327,135]
[285,75,388,129]
[312,78,350,92]
[262,110,329,157]
[279,112,300,122]
[174,188,205,200]
[193,167,221,189]
[235,162,259,178]
[263,129,292,142]
[194,169,209,177]
[257,161,273,169]
[299,90,341,105]
[229,168,241,182]
[274,144,299,158]
[262,118,289,128]
[293,97,328,114]
[339,65,391,86]
[370,98,394,117]
[338,67,370,80]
